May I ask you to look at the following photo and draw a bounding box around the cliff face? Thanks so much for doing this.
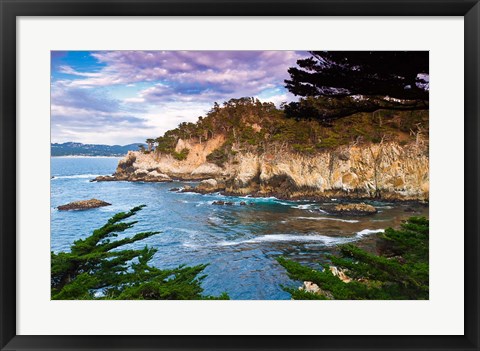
[224,142,428,201]
[109,137,429,201]
[114,135,225,180]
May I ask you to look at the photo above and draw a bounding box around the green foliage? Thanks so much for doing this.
[51,206,228,300]
[285,51,429,120]
[278,217,429,300]
[173,148,189,161]
[146,97,428,163]
[206,147,230,167]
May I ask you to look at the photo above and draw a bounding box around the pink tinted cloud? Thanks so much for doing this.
[71,51,305,93]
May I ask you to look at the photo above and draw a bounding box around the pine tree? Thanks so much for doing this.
[51,205,228,300]
[284,51,429,120]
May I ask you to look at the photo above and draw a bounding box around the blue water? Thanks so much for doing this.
[51,157,428,300]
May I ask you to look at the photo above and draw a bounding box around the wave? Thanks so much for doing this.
[51,174,102,180]
[292,204,328,213]
[295,216,359,223]
[292,204,316,210]
[356,228,384,237]
[217,234,350,247]
[217,228,384,247]
[207,216,224,225]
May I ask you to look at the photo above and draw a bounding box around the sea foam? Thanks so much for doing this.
[295,216,359,223]
[51,174,102,180]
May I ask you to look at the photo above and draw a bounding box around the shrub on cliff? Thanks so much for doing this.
[278,217,429,300]
[148,97,428,163]
[173,148,189,161]
[51,205,228,300]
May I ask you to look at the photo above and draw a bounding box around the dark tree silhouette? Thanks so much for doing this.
[284,51,429,120]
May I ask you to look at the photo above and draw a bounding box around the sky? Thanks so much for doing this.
[51,51,307,145]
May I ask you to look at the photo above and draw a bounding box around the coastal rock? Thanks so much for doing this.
[198,178,218,190]
[109,140,429,201]
[169,187,181,192]
[212,200,233,206]
[116,151,137,174]
[57,199,111,211]
[134,169,149,177]
[180,185,193,192]
[191,163,223,177]
[330,266,352,283]
[192,178,226,194]
[299,281,334,299]
[144,171,172,182]
[93,170,172,183]
[327,203,377,215]
[93,175,116,182]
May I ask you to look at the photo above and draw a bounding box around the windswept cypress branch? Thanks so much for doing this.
[278,217,429,300]
[51,205,229,300]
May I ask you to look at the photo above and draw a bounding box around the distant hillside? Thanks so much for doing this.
[51,142,144,156]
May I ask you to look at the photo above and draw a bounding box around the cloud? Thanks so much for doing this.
[51,50,308,144]
[63,51,304,92]
[51,82,152,144]
[58,65,103,78]
[51,84,120,113]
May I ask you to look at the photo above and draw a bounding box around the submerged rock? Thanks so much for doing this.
[57,199,111,211]
[180,185,193,192]
[93,175,116,182]
[327,203,377,215]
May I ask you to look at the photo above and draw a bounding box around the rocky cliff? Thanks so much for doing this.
[97,137,429,201]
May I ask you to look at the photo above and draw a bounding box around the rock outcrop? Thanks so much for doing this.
[96,138,429,201]
[195,179,225,193]
[299,281,334,299]
[93,163,173,183]
[57,199,111,211]
[326,203,377,216]
[220,142,429,201]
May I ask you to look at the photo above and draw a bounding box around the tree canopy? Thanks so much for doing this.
[284,51,429,120]
[278,216,429,300]
[51,205,228,300]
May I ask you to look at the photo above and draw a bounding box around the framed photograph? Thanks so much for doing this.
[1,1,478,350]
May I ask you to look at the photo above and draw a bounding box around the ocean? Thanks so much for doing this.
[51,156,429,300]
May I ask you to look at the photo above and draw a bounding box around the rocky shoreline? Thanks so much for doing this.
[91,140,429,202]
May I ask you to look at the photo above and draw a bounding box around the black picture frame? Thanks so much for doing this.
[1,1,479,350]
